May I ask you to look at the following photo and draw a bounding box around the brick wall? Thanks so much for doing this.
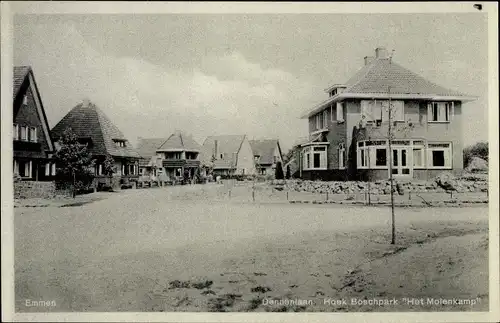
[14,180,56,199]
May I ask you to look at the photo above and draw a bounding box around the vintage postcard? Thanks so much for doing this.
[1,1,499,322]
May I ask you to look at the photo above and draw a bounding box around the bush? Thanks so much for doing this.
[275,161,284,180]
[464,141,488,168]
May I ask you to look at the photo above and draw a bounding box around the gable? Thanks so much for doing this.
[13,68,54,153]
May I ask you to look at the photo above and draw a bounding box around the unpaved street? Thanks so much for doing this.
[15,185,489,312]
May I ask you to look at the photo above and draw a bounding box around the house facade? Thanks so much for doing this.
[51,99,141,188]
[156,132,202,182]
[201,135,257,176]
[136,137,168,180]
[13,66,56,181]
[249,139,284,176]
[298,47,476,181]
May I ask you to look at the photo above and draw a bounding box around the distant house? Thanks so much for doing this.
[201,135,257,176]
[156,132,202,181]
[13,66,56,181]
[249,139,284,176]
[136,137,168,178]
[51,99,141,186]
[298,47,477,181]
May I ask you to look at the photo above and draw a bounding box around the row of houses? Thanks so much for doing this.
[12,67,283,187]
[13,47,474,187]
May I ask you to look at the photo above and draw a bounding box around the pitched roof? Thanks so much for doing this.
[200,135,246,168]
[51,100,140,159]
[136,138,168,158]
[157,132,201,152]
[249,139,280,165]
[13,66,31,99]
[13,66,55,153]
[301,55,476,118]
[344,58,466,96]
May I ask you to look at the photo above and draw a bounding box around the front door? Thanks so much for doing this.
[390,147,413,178]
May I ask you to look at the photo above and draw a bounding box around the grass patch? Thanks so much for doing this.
[251,286,272,293]
[192,280,213,289]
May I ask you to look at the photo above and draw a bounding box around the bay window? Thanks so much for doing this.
[428,102,453,122]
[302,145,327,170]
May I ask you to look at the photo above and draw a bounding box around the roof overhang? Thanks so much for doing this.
[156,148,199,153]
[300,92,478,119]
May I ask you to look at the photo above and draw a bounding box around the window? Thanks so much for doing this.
[358,143,369,168]
[114,140,126,147]
[315,112,325,130]
[302,145,327,170]
[52,163,56,176]
[336,102,344,122]
[330,104,336,122]
[361,100,404,123]
[323,110,328,127]
[22,95,28,106]
[375,148,387,166]
[28,127,37,142]
[18,160,32,178]
[45,163,51,176]
[338,143,345,169]
[13,124,19,140]
[14,160,19,175]
[427,142,452,168]
[20,126,27,141]
[428,102,453,122]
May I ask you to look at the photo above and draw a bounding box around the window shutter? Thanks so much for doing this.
[337,102,344,121]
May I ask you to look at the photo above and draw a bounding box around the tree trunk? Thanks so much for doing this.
[72,170,76,198]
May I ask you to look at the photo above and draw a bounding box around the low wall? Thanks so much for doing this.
[14,180,56,199]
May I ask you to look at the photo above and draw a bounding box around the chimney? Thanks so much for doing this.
[364,56,375,65]
[214,140,218,159]
[375,47,388,59]
[82,98,90,107]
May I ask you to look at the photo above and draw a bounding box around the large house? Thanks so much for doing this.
[51,99,141,187]
[156,132,202,181]
[136,137,168,179]
[249,139,284,176]
[13,66,56,181]
[201,135,257,176]
[298,47,476,181]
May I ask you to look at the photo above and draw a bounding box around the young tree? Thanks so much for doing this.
[102,155,116,189]
[53,128,95,198]
[286,164,291,179]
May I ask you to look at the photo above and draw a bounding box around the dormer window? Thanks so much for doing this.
[22,95,28,106]
[113,139,127,148]
[254,155,260,162]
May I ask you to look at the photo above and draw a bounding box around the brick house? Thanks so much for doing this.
[201,135,257,176]
[51,99,141,187]
[13,66,56,181]
[156,132,202,182]
[298,47,477,181]
[249,139,284,176]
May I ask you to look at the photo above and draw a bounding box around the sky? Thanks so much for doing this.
[13,13,488,152]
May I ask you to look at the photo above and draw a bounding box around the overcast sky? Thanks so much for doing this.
[14,13,488,151]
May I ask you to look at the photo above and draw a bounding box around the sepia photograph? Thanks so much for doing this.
[1,2,499,322]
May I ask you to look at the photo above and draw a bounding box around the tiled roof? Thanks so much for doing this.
[136,138,168,158]
[51,101,140,159]
[344,58,465,96]
[249,139,280,165]
[157,132,201,152]
[13,66,31,99]
[200,135,245,168]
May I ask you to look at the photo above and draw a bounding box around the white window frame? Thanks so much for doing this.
[51,163,56,176]
[427,142,452,169]
[330,104,335,122]
[21,160,32,178]
[13,124,19,140]
[302,145,327,170]
[357,142,369,169]
[45,163,50,176]
[336,102,344,122]
[412,140,426,169]
[428,102,453,123]
[338,143,345,169]
[29,127,37,142]
[14,160,19,175]
[373,146,388,168]
[20,126,27,141]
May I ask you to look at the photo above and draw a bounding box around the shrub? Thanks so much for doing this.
[275,162,284,180]
[464,141,488,168]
